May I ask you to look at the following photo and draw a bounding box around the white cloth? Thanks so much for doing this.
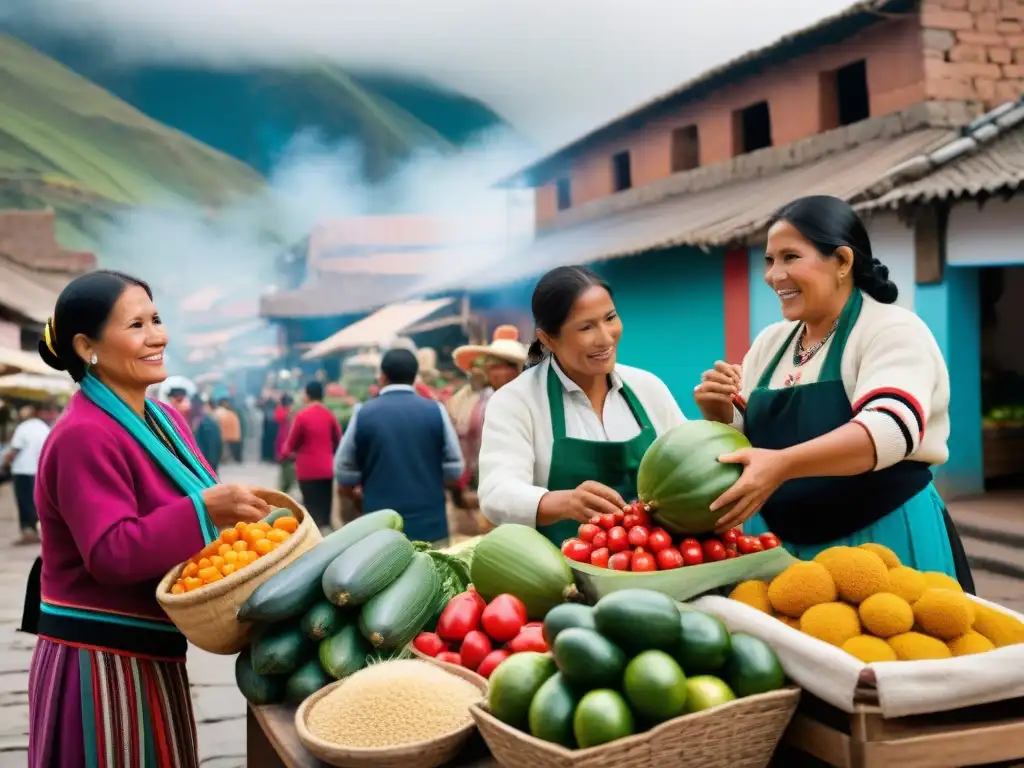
[694,594,1024,717]
[731,292,950,471]
[478,357,687,528]
[9,417,50,475]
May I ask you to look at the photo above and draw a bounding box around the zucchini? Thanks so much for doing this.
[285,658,331,705]
[235,648,287,706]
[358,551,441,649]
[238,509,404,623]
[300,600,348,641]
[321,529,414,606]
[251,623,310,676]
[319,622,372,680]
[263,508,294,525]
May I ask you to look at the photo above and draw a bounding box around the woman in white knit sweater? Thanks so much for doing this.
[478,266,686,547]
[696,195,973,588]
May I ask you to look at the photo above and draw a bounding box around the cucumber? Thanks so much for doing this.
[319,622,372,680]
[300,600,348,641]
[285,658,331,705]
[321,529,415,607]
[238,509,404,623]
[263,508,294,525]
[552,627,626,691]
[251,623,310,676]
[593,589,681,654]
[528,673,579,748]
[358,551,441,649]
[235,648,287,706]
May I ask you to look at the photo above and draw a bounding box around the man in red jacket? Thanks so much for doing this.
[281,381,342,532]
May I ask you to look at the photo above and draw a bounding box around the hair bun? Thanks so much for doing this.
[37,339,67,372]
[870,257,890,282]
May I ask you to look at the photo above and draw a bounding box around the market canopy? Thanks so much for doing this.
[0,372,75,400]
[302,298,454,361]
[0,345,55,376]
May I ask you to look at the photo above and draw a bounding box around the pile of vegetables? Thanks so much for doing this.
[413,589,548,678]
[485,588,786,750]
[729,543,1024,662]
[233,509,473,706]
[562,501,780,572]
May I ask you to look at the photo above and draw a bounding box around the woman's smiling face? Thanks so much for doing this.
[540,285,622,378]
[764,219,850,324]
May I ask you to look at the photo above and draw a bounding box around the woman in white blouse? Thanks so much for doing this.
[695,195,973,589]
[478,266,686,545]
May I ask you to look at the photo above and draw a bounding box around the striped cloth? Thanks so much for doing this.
[28,638,199,767]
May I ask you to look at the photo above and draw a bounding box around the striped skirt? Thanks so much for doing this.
[28,638,199,768]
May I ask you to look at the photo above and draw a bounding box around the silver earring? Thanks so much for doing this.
[90,354,98,365]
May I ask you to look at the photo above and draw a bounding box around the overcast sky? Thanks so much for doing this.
[8,0,857,149]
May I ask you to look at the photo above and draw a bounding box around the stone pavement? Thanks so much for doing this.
[1,463,1023,766]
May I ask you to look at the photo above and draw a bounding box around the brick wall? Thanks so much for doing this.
[921,0,1024,104]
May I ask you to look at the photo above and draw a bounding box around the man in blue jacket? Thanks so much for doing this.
[334,348,464,545]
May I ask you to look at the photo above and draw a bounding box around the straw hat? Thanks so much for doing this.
[453,326,527,373]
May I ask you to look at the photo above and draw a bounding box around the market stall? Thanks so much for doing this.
[151,421,1024,768]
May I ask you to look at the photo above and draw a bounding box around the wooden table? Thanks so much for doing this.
[246,704,499,768]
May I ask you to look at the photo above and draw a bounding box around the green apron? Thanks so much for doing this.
[539,364,657,546]
[743,289,937,546]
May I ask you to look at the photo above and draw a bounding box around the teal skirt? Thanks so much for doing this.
[744,483,960,579]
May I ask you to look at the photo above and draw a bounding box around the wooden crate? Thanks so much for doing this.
[780,690,1024,767]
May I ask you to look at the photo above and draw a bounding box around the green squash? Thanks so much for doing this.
[637,421,751,535]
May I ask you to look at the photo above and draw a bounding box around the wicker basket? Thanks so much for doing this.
[294,662,488,768]
[472,685,801,768]
[155,489,322,655]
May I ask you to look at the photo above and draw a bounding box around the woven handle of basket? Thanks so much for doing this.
[252,488,305,516]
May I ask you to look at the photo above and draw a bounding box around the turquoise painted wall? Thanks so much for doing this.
[597,248,725,419]
[748,247,782,343]
[915,267,985,497]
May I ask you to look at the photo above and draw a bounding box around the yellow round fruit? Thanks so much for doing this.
[858,543,901,569]
[800,602,861,647]
[842,635,898,663]
[912,589,976,641]
[767,562,838,618]
[813,547,890,604]
[887,566,928,604]
[859,593,914,639]
[729,580,772,614]
[888,632,952,661]
[947,631,995,657]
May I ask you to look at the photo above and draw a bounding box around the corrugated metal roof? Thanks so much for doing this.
[858,124,1024,211]
[302,298,454,360]
[260,271,424,319]
[414,128,954,295]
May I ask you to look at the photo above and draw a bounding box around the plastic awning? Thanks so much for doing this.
[0,346,55,376]
[302,298,454,360]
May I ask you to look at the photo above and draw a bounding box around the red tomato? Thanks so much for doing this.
[721,528,741,546]
[655,547,684,570]
[476,649,511,679]
[465,585,488,611]
[759,533,781,550]
[481,594,528,642]
[725,548,739,559]
[607,526,630,553]
[436,593,482,642]
[588,514,602,527]
[597,513,617,530]
[592,530,608,549]
[737,535,763,555]
[627,525,649,549]
[625,500,645,515]
[647,528,673,553]
[590,547,610,568]
[608,551,632,571]
[577,523,601,543]
[412,632,447,657]
[435,651,462,666]
[622,514,639,529]
[631,548,657,572]
[507,625,549,653]
[680,537,701,550]
[702,539,728,562]
[561,538,593,563]
[459,630,492,671]
[681,544,704,566]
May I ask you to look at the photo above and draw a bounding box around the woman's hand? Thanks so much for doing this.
[201,484,270,529]
[694,361,743,424]
[710,448,791,532]
[537,481,627,527]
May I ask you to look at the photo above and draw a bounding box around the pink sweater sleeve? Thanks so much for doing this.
[51,422,207,585]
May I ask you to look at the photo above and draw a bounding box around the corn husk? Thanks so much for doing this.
[569,547,798,603]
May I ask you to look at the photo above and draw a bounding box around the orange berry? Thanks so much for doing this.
[209,555,225,569]
[245,528,266,545]
[221,563,236,576]
[244,550,260,564]
[217,543,232,556]
[256,521,272,532]
[254,538,274,556]
[224,550,239,564]
[266,529,288,544]
[203,571,223,583]
[235,521,248,531]
[198,566,220,581]
[182,562,199,578]
[171,583,185,595]
[197,558,212,569]
[221,528,239,545]
[273,516,299,533]
[184,577,203,591]
[233,540,248,552]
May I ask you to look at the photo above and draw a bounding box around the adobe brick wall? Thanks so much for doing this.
[921,0,1024,105]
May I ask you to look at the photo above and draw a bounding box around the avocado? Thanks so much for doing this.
[722,632,785,697]
[573,689,635,749]
[673,610,732,675]
[488,651,557,730]
[622,650,688,723]
[593,589,681,653]
[528,673,578,748]
[553,627,626,691]
[542,603,597,648]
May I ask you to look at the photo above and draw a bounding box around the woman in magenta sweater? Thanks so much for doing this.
[27,270,269,768]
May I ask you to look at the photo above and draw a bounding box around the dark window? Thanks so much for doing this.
[611,151,632,192]
[820,60,870,130]
[556,177,572,211]
[671,125,700,172]
[733,101,772,155]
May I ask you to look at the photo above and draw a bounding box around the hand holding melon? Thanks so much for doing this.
[710,447,790,532]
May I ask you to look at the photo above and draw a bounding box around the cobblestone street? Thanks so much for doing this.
[0,464,1022,766]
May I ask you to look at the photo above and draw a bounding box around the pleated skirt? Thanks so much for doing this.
[744,483,976,593]
[27,638,200,768]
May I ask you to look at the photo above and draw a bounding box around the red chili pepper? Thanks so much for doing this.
[436,592,482,642]
[412,632,447,657]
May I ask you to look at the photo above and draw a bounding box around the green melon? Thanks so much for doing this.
[637,421,751,535]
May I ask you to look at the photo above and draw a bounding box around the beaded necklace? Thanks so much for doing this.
[792,317,840,367]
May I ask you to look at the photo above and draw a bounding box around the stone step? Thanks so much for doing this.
[962,536,1024,581]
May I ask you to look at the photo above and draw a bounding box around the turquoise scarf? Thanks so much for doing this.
[80,374,219,545]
